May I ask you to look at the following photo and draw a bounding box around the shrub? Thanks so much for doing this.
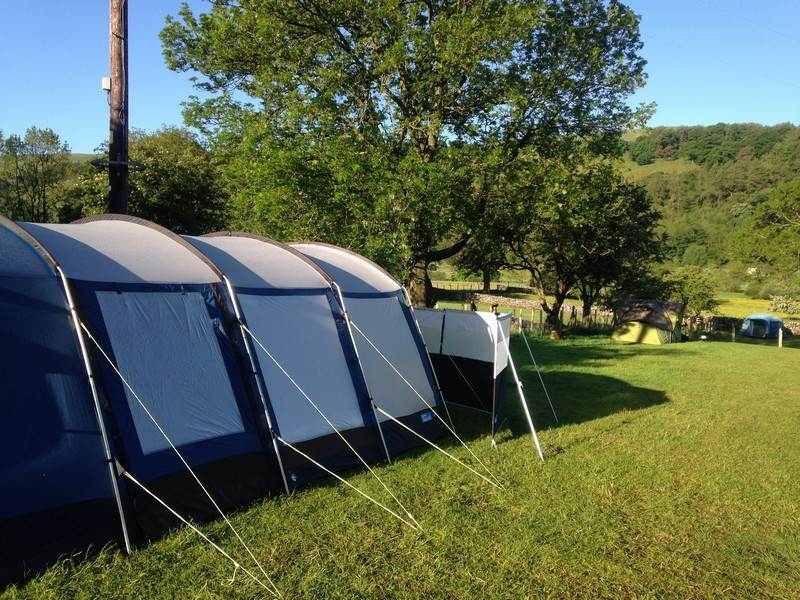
[769,296,800,315]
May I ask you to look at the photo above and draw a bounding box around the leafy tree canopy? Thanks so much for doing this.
[0,127,71,222]
[69,127,228,233]
[161,0,649,304]
[501,157,661,324]
[663,265,719,318]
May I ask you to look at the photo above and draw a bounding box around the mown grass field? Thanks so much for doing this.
[4,336,799,599]
[715,292,793,319]
[619,156,700,180]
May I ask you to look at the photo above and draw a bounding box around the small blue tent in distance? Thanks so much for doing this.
[739,313,784,339]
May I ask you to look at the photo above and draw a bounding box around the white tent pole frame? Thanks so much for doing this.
[239,321,421,531]
[79,321,281,596]
[221,276,291,494]
[332,282,393,465]
[490,315,499,449]
[401,287,456,431]
[520,328,559,423]
[275,434,419,530]
[373,406,502,490]
[121,469,280,598]
[349,319,504,488]
[497,321,545,461]
[56,267,132,554]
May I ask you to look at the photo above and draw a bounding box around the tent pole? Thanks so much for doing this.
[57,267,132,554]
[520,328,559,423]
[349,319,504,488]
[332,282,393,464]
[401,286,455,431]
[121,469,279,597]
[222,276,291,495]
[491,315,499,449]
[497,322,545,461]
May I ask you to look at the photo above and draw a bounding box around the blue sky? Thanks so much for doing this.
[1,0,798,153]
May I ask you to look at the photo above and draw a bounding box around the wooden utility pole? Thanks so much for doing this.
[109,0,128,214]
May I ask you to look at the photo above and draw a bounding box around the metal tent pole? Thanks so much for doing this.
[401,287,455,431]
[332,282,393,464]
[222,276,291,495]
[497,321,544,461]
[57,267,132,553]
[490,314,500,448]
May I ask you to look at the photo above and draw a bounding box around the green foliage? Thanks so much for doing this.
[161,0,649,300]
[631,123,796,167]
[663,266,719,317]
[0,127,71,221]
[68,128,228,233]
[627,135,656,165]
[769,296,800,316]
[738,177,800,288]
[624,124,800,295]
[503,159,661,321]
[7,338,800,598]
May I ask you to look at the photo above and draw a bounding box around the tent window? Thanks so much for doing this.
[96,290,245,455]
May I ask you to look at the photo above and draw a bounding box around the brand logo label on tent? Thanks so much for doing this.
[420,411,434,424]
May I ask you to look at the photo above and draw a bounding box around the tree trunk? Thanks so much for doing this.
[582,298,592,319]
[408,234,472,307]
[482,268,491,292]
[408,260,433,307]
[544,301,564,330]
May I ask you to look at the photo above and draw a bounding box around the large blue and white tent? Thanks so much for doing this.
[1,218,470,585]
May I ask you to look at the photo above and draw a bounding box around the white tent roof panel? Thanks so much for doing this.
[346,295,436,420]
[21,221,219,284]
[186,235,328,290]
[415,308,511,376]
[239,293,367,443]
[291,243,399,294]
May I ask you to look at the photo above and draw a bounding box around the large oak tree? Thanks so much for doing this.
[162,0,648,304]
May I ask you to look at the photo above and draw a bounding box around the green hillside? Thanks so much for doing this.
[621,123,800,297]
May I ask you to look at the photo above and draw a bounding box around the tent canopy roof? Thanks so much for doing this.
[0,217,54,278]
[291,242,399,294]
[617,300,684,331]
[186,234,331,290]
[744,313,783,323]
[20,216,220,284]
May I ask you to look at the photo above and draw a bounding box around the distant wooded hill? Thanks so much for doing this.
[621,123,800,295]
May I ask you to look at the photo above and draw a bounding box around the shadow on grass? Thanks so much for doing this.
[516,335,696,370]
[437,334,673,445]
[702,331,800,350]
[496,370,668,438]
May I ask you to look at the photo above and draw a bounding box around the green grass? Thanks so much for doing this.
[715,293,793,319]
[4,337,799,598]
[620,157,700,180]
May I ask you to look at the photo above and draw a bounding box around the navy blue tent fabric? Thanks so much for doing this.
[72,280,281,539]
[740,313,784,339]
[0,223,121,585]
